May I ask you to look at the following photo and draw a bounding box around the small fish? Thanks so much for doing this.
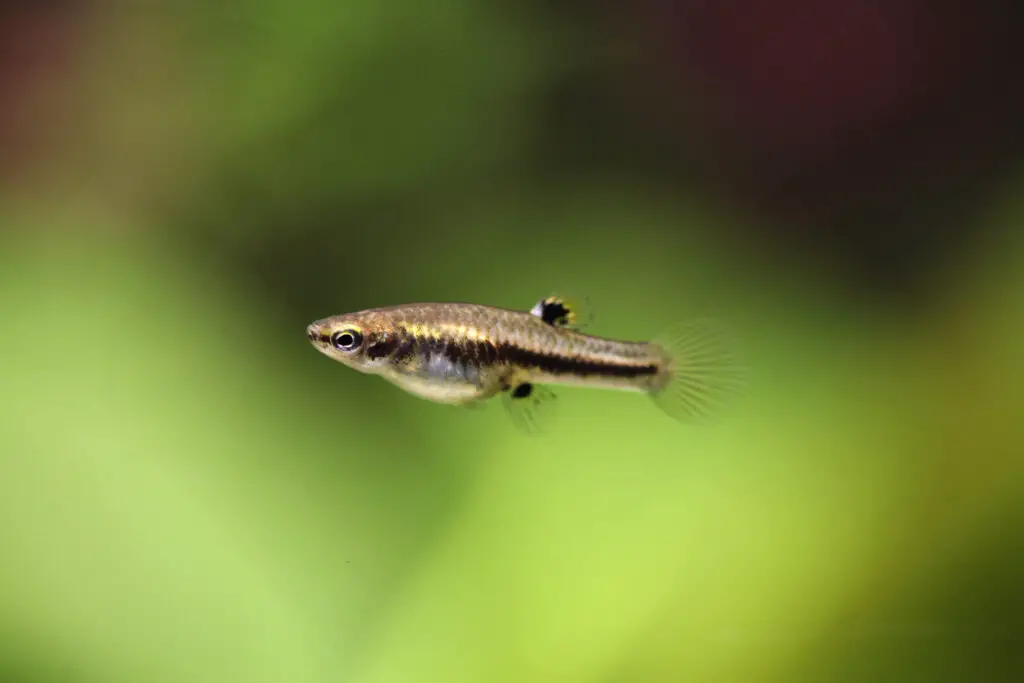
[306,294,745,431]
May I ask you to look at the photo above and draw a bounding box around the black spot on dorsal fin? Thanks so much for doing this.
[539,300,571,326]
[529,292,594,331]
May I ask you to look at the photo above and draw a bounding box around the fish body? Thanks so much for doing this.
[307,296,744,427]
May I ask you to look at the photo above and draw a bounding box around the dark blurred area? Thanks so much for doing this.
[544,0,1024,304]
[6,1,1024,303]
[1,2,1022,682]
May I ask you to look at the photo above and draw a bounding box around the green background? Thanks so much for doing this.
[1,2,1022,682]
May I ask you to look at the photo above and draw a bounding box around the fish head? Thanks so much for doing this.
[306,310,396,375]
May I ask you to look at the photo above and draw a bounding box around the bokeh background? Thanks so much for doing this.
[2,1,1023,681]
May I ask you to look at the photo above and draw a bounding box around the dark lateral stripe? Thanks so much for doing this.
[437,338,658,378]
[366,336,398,360]
[475,339,499,364]
[502,345,658,378]
[414,335,491,367]
[390,328,418,363]
[411,333,656,379]
[392,338,417,363]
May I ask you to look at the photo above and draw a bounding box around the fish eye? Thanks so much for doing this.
[331,329,363,351]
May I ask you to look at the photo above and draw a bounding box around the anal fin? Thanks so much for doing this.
[502,382,558,434]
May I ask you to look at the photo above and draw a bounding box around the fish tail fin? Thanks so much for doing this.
[648,318,747,424]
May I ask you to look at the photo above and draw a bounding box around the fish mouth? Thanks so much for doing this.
[308,323,345,362]
[306,323,331,347]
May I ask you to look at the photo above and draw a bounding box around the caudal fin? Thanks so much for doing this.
[649,318,746,423]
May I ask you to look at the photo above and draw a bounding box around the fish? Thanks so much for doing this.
[306,294,745,431]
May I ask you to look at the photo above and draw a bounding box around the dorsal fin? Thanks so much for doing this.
[529,292,594,331]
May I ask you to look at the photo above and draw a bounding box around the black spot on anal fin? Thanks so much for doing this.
[511,383,533,399]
